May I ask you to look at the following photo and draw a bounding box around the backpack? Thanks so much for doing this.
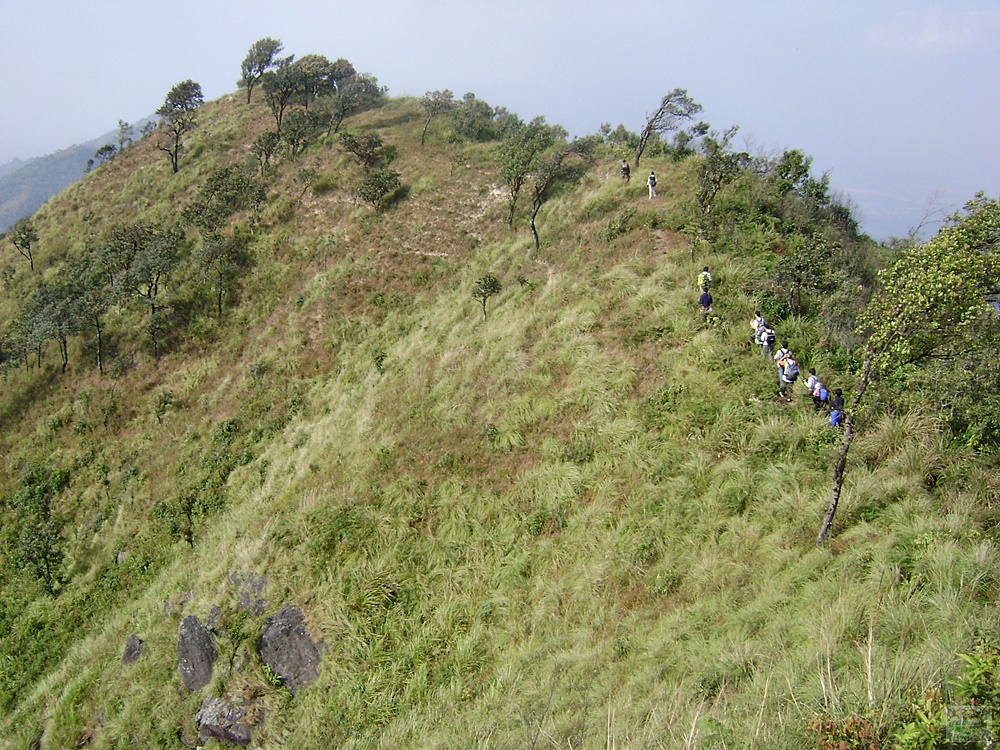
[763,331,776,348]
[817,386,829,402]
[697,272,710,289]
[783,360,799,382]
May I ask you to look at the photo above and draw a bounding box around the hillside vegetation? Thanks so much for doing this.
[2,46,1000,750]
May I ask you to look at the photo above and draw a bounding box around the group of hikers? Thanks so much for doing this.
[749,309,845,426]
[615,161,846,426]
[695,267,845,427]
[620,159,658,199]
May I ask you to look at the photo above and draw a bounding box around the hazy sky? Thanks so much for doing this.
[2,0,997,240]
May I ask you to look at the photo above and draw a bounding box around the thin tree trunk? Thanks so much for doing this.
[819,416,855,544]
[818,357,872,543]
[530,199,542,250]
[95,319,104,375]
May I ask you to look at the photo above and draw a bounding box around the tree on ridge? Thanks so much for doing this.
[239,37,284,104]
[635,88,702,169]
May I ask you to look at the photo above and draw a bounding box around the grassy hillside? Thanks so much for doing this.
[0,86,998,749]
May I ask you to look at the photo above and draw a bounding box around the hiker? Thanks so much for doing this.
[804,368,819,395]
[773,341,792,371]
[698,289,713,314]
[804,368,828,410]
[620,159,630,182]
[760,326,776,357]
[829,389,845,426]
[697,266,712,292]
[750,311,765,342]
[647,171,657,198]
[811,379,829,410]
[779,357,799,400]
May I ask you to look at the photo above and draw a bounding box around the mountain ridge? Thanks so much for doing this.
[0,78,997,750]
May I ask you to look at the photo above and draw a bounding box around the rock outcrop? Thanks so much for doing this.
[196,696,253,746]
[177,615,218,691]
[121,634,145,665]
[257,604,321,695]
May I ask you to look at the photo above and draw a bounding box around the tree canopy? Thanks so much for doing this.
[420,89,455,145]
[497,117,564,227]
[155,80,204,173]
[318,71,383,135]
[635,88,702,168]
[8,216,39,272]
[239,37,285,104]
[819,193,1000,542]
[261,60,298,132]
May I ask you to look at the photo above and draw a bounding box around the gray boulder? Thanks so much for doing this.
[196,696,252,746]
[121,634,145,665]
[177,615,217,691]
[258,605,320,695]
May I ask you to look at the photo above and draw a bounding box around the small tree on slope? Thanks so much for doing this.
[818,193,1000,542]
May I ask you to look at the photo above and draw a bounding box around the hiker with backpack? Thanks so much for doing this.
[773,341,792,371]
[804,367,819,395]
[779,357,799,400]
[804,368,828,410]
[697,266,712,292]
[750,311,765,341]
[647,171,657,198]
[829,389,845,426]
[759,326,776,357]
[621,159,630,183]
[812,379,829,410]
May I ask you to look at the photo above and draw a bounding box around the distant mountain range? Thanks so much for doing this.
[0,121,153,232]
[0,157,28,181]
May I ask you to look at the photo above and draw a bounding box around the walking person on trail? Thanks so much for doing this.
[804,367,819,395]
[697,266,712,292]
[647,171,657,199]
[698,288,713,314]
[620,159,631,183]
[760,326,776,357]
[804,368,828,410]
[829,388,845,426]
[779,357,799,400]
[811,378,829,410]
[750,310,765,339]
[773,341,792,372]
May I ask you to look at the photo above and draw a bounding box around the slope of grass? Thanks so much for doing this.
[0,91,997,750]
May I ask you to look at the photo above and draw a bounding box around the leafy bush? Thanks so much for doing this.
[358,167,402,210]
